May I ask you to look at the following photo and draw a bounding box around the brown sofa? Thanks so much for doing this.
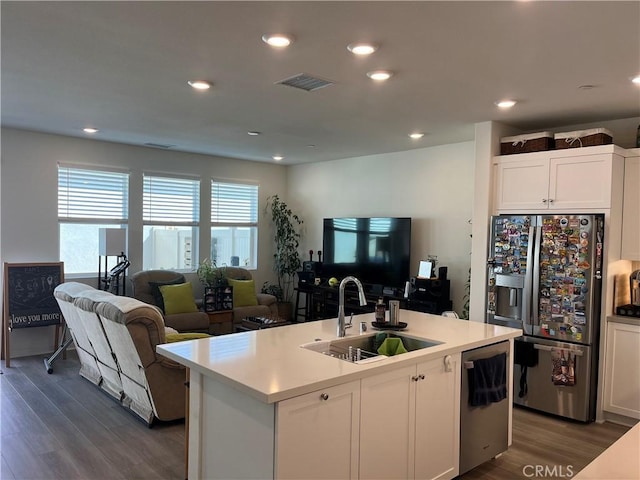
[129,270,210,333]
[224,267,278,326]
[54,282,188,424]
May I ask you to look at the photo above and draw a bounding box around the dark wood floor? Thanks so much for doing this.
[1,352,631,480]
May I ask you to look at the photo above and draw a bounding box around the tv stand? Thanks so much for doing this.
[302,280,452,321]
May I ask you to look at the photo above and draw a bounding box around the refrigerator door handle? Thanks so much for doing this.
[530,220,542,327]
[533,344,584,356]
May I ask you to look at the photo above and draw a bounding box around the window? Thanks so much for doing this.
[211,181,258,269]
[143,174,200,271]
[58,166,129,275]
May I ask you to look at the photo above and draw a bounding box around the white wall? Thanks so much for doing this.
[1,128,287,358]
[288,142,475,316]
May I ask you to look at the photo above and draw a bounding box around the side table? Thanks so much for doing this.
[207,310,233,335]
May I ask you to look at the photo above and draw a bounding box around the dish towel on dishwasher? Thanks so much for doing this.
[468,352,507,407]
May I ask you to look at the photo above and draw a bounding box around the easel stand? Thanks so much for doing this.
[44,323,71,374]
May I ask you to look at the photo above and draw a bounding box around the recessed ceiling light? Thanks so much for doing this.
[83,127,98,134]
[366,70,393,81]
[272,155,284,161]
[495,99,517,109]
[262,34,293,48]
[247,131,261,136]
[347,43,377,55]
[632,75,640,85]
[188,80,211,90]
[409,133,424,139]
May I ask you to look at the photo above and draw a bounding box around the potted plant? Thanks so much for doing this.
[261,282,284,302]
[196,258,227,287]
[197,259,230,312]
[264,194,303,319]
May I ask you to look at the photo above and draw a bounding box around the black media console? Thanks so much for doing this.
[297,279,452,321]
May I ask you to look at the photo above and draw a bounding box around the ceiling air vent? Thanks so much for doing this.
[276,73,334,92]
[144,142,175,149]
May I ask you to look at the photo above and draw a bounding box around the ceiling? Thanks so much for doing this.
[2,1,639,165]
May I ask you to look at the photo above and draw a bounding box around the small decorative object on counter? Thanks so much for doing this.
[389,300,400,325]
[375,298,386,323]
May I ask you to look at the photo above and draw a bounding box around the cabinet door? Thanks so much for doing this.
[276,380,360,479]
[604,322,640,419]
[415,354,461,480]
[549,154,613,209]
[494,157,550,211]
[360,365,416,480]
[621,156,640,260]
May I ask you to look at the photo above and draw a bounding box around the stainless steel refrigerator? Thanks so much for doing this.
[486,214,604,422]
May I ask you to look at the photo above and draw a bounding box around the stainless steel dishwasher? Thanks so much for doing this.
[459,340,510,475]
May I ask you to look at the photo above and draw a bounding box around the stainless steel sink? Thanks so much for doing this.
[300,333,441,364]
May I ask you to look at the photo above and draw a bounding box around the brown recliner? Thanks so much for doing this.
[224,267,278,326]
[129,270,210,333]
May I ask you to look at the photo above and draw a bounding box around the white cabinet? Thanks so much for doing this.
[621,156,640,260]
[276,380,361,479]
[494,150,620,212]
[604,321,640,419]
[359,354,461,480]
[414,354,461,480]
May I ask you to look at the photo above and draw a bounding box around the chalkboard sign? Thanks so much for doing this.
[4,262,64,329]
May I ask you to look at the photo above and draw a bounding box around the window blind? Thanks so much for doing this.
[143,175,200,225]
[211,181,258,225]
[58,166,129,221]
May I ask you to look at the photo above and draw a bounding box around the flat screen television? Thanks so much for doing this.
[322,217,411,288]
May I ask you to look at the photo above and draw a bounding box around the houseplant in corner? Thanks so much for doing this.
[264,194,303,321]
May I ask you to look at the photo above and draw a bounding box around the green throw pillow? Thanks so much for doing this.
[227,278,258,307]
[149,276,185,313]
[166,333,210,343]
[159,282,198,315]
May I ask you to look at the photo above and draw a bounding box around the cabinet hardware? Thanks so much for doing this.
[549,199,554,203]
[418,374,425,380]
[542,199,548,204]
[411,375,419,382]
[320,393,329,401]
[444,355,453,372]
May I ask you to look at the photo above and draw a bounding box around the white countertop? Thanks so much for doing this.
[608,314,640,327]
[574,422,640,479]
[157,310,521,404]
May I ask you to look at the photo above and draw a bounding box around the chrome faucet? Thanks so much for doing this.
[337,276,368,337]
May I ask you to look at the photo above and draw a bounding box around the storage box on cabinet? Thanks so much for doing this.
[554,128,613,149]
[500,131,554,155]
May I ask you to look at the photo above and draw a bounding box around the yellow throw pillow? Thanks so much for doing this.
[165,333,210,343]
[227,278,258,307]
[159,282,198,315]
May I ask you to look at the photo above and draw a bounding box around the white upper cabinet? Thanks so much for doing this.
[621,156,640,260]
[493,156,550,211]
[493,146,624,212]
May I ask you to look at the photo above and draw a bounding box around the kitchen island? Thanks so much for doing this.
[158,310,521,480]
